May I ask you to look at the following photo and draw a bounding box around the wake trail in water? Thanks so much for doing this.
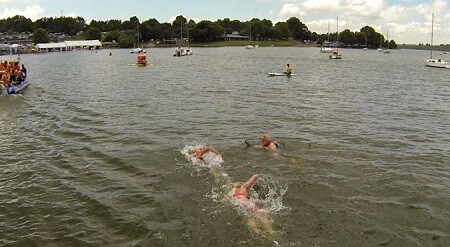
[180,143,288,242]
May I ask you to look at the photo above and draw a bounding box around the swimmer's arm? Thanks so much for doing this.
[205,146,221,156]
[268,142,277,150]
[242,174,260,189]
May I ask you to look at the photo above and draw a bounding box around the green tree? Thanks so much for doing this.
[360,26,380,48]
[104,30,121,42]
[246,18,265,40]
[142,18,161,41]
[118,32,135,48]
[389,40,397,49]
[339,29,355,45]
[272,22,290,40]
[354,32,367,47]
[105,19,122,32]
[159,23,175,40]
[89,20,107,32]
[191,20,225,42]
[286,17,310,40]
[34,16,85,35]
[85,27,102,40]
[217,18,232,33]
[32,28,50,43]
[122,16,139,31]
[11,15,34,32]
[172,15,188,39]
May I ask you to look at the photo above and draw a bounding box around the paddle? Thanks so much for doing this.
[245,139,252,148]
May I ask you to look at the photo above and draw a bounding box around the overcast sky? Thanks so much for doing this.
[1,0,449,44]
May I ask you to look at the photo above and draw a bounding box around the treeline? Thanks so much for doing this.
[0,15,397,48]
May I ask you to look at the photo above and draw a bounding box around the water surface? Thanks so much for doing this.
[0,47,449,246]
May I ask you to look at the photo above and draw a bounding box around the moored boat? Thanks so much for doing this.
[329,51,342,59]
[130,47,146,54]
[425,13,449,68]
[1,59,29,95]
[5,78,30,94]
[173,47,193,57]
[329,17,342,59]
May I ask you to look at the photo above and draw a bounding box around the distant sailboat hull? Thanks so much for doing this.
[320,47,333,53]
[425,13,448,68]
[329,17,342,59]
[425,58,449,68]
[329,52,342,59]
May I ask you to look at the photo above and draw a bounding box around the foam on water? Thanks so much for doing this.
[229,177,288,215]
[181,144,287,216]
[180,144,224,169]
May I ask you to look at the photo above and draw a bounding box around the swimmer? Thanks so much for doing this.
[232,174,274,235]
[260,134,277,150]
[189,146,221,163]
[231,174,259,208]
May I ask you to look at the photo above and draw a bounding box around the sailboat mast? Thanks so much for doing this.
[430,13,434,59]
[327,21,330,41]
[136,21,139,48]
[336,17,339,52]
[386,29,389,49]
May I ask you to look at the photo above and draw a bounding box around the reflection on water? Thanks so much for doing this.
[0,47,449,246]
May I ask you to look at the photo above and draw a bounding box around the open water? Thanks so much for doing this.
[0,47,449,247]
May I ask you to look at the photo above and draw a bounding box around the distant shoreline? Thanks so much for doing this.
[138,41,450,51]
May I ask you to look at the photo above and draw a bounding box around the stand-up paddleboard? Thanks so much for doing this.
[268,72,296,76]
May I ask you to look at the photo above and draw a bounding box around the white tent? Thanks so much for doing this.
[35,42,67,52]
[64,40,102,50]
[35,40,102,52]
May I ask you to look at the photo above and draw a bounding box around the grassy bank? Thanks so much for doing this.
[145,40,317,48]
[398,44,450,52]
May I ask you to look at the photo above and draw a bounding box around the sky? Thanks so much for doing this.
[1,0,449,44]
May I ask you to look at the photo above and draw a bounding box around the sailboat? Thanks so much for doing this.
[383,30,390,53]
[130,21,146,54]
[173,20,193,56]
[329,17,342,59]
[377,34,383,52]
[320,21,333,53]
[425,13,449,68]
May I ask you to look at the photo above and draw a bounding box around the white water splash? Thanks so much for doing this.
[180,144,224,169]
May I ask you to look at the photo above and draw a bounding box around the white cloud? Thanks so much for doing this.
[380,5,408,22]
[303,0,339,10]
[0,4,44,20]
[65,13,79,19]
[339,0,384,18]
[279,3,305,17]
[274,0,449,44]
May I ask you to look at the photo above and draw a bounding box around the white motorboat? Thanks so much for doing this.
[320,47,333,53]
[173,47,193,57]
[130,47,146,54]
[245,45,259,49]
